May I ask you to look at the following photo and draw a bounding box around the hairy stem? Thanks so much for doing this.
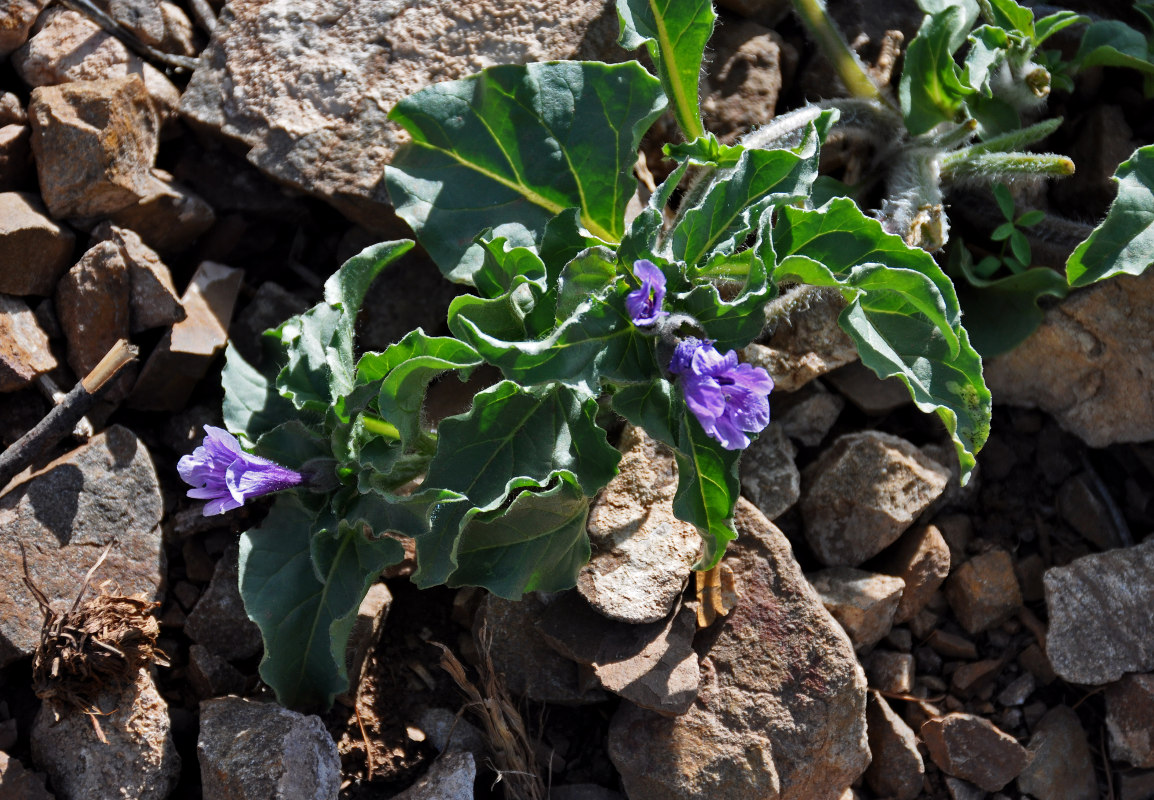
[941,151,1076,183]
[790,0,892,107]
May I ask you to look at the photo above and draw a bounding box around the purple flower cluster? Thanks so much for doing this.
[178,425,304,515]
[669,338,774,451]
[625,259,669,326]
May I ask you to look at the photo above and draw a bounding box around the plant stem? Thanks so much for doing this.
[790,0,892,108]
[941,151,1075,183]
[361,414,400,440]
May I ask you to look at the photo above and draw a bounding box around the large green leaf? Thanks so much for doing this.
[386,62,666,284]
[900,4,976,134]
[676,249,773,351]
[448,475,592,599]
[616,0,715,140]
[611,378,680,449]
[221,341,297,447]
[555,247,619,322]
[1066,144,1154,287]
[238,494,405,710]
[1075,21,1154,75]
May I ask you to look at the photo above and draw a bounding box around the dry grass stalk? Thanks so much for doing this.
[433,621,545,800]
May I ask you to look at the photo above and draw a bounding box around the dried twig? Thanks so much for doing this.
[57,0,201,71]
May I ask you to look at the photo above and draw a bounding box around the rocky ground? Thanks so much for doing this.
[0,0,1153,798]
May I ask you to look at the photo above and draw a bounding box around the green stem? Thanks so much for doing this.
[361,414,400,440]
[946,117,1062,159]
[940,151,1075,183]
[790,0,892,108]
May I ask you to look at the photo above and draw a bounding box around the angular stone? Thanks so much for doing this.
[1044,539,1154,684]
[130,260,242,410]
[92,223,185,332]
[0,0,49,57]
[188,644,246,700]
[0,124,34,191]
[13,7,182,117]
[0,191,75,295]
[0,751,54,799]
[951,659,1002,698]
[996,672,1036,707]
[1015,705,1098,800]
[986,267,1154,447]
[580,426,701,624]
[415,707,487,760]
[104,0,196,56]
[0,426,163,666]
[107,170,214,253]
[921,713,1028,792]
[944,549,1022,635]
[881,523,951,623]
[31,668,180,800]
[0,293,56,391]
[864,650,915,694]
[179,0,622,230]
[393,751,475,800]
[55,241,133,389]
[608,499,869,800]
[739,423,800,520]
[801,431,950,566]
[864,690,924,800]
[776,381,844,447]
[1059,471,1124,550]
[1107,673,1154,768]
[807,567,905,650]
[229,281,308,365]
[701,20,787,143]
[0,92,26,126]
[28,75,159,219]
[185,545,263,662]
[198,696,340,800]
[825,360,913,415]
[537,591,699,716]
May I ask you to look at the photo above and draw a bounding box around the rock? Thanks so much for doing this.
[950,659,1001,697]
[28,75,159,219]
[187,644,246,700]
[185,545,263,661]
[1044,538,1154,684]
[107,169,215,253]
[179,0,622,230]
[742,287,857,392]
[537,591,699,716]
[996,672,1035,707]
[13,7,182,117]
[801,431,950,566]
[776,381,844,446]
[944,549,1022,635]
[1018,642,1056,686]
[1058,471,1123,550]
[1016,705,1097,800]
[55,241,133,392]
[91,222,186,332]
[129,260,243,410]
[392,751,475,800]
[985,267,1154,447]
[229,281,308,365]
[807,567,905,650]
[1121,769,1154,800]
[0,751,54,800]
[881,523,951,623]
[31,668,180,800]
[701,20,790,143]
[864,690,924,800]
[927,630,979,660]
[198,696,340,800]
[0,92,26,126]
[0,124,34,191]
[1107,673,1154,767]
[475,593,605,705]
[608,498,869,800]
[0,0,49,57]
[0,426,163,666]
[0,293,56,391]
[943,777,986,800]
[739,423,800,520]
[921,713,1029,792]
[579,425,701,624]
[0,192,75,295]
[825,360,913,415]
[864,650,915,694]
[103,0,196,56]
[415,707,487,760]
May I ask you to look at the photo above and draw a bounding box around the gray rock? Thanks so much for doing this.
[740,423,800,520]
[1107,673,1154,768]
[0,91,26,126]
[0,751,53,800]
[801,431,949,566]
[31,668,180,800]
[580,425,701,624]
[986,267,1154,447]
[393,751,475,800]
[198,696,340,800]
[922,713,1028,792]
[807,567,905,650]
[103,0,196,56]
[107,169,214,253]
[0,293,56,391]
[864,690,924,800]
[864,649,915,694]
[0,191,75,296]
[55,241,134,395]
[880,523,951,623]
[185,544,263,661]
[824,360,913,415]
[179,0,622,230]
[1017,705,1098,800]
[188,644,246,700]
[415,707,487,760]
[608,498,869,800]
[776,381,844,446]
[1044,538,1154,684]
[0,425,164,666]
[92,222,186,332]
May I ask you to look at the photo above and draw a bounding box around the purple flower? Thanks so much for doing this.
[178,425,305,515]
[625,259,669,326]
[669,338,774,450]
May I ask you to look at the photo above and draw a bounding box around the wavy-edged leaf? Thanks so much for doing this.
[1067,144,1154,287]
[952,253,1068,356]
[611,377,679,447]
[676,249,772,351]
[556,247,619,322]
[222,340,297,447]
[1075,20,1154,74]
[900,4,976,135]
[964,25,1009,94]
[386,61,666,283]
[985,0,1034,38]
[619,157,690,265]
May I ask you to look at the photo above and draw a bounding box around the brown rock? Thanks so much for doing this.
[0,91,26,126]
[944,549,1022,635]
[825,360,913,415]
[1019,642,1056,685]
[807,567,905,650]
[741,287,857,392]
[102,0,196,56]
[537,591,699,716]
[882,523,951,623]
[580,425,701,624]
[0,191,75,295]
[55,241,133,390]
[928,629,979,660]
[776,381,844,446]
[608,498,869,800]
[950,659,1001,698]
[0,751,54,800]
[28,75,159,219]
[739,422,800,520]
[1044,538,1154,684]
[1017,705,1098,800]
[1107,673,1154,767]
[864,650,915,694]
[864,690,924,800]
[922,713,1028,792]
[129,261,242,410]
[184,545,262,661]
[1059,471,1124,550]
[92,223,185,331]
[801,431,950,566]
[0,293,56,391]
[701,20,789,143]
[31,668,179,800]
[0,124,33,190]
[0,0,49,57]
[107,170,215,253]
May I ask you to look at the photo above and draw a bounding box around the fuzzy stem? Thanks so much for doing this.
[948,117,1063,159]
[790,0,892,107]
[940,151,1075,183]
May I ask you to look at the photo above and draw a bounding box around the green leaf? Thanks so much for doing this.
[253,420,332,471]
[990,222,1015,241]
[611,378,680,449]
[239,494,405,710]
[472,236,548,299]
[1009,229,1031,265]
[1034,11,1089,46]
[1067,144,1154,287]
[900,4,976,135]
[448,475,592,599]
[619,158,691,266]
[274,241,414,411]
[993,183,1015,219]
[1075,21,1154,75]
[671,410,740,570]
[984,0,1034,38]
[386,61,666,283]
[221,340,297,447]
[676,249,772,351]
[663,134,745,168]
[964,25,1009,94]
[556,247,619,322]
[616,0,715,140]
[1016,209,1045,227]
